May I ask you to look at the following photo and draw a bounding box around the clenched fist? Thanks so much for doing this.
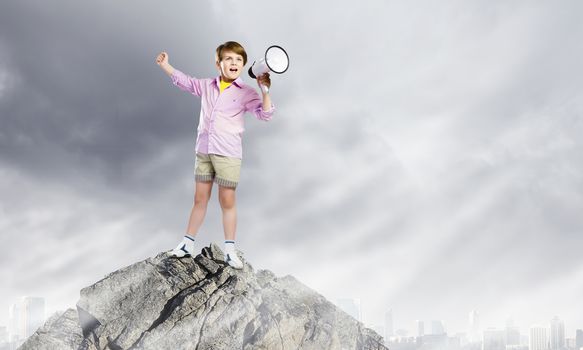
[156,51,169,66]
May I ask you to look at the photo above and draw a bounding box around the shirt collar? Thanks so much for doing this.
[215,76,244,89]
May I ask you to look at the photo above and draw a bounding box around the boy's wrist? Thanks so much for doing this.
[161,63,175,76]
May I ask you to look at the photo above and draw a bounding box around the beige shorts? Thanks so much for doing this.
[194,153,242,188]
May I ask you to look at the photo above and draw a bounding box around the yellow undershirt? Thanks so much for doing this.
[219,79,232,93]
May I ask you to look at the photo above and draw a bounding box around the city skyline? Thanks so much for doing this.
[335,298,581,342]
[384,314,581,350]
[380,313,583,341]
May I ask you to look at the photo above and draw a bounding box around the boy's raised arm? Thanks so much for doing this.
[245,74,275,121]
[156,51,203,96]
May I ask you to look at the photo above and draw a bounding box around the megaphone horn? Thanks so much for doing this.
[248,45,290,92]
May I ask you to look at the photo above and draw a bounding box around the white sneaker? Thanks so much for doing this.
[224,252,243,269]
[170,235,196,258]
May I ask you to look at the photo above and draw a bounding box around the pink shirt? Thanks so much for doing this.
[170,69,274,159]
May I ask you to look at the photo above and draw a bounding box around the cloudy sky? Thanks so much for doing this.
[1,0,582,338]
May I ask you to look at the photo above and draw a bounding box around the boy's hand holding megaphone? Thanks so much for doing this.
[256,73,271,94]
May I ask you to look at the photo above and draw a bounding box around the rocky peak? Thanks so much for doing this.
[19,243,387,350]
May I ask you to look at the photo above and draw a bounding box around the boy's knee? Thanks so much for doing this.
[218,190,236,209]
[194,193,210,206]
[219,197,235,210]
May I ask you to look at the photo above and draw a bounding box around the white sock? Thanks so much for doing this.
[224,240,236,255]
[183,235,195,250]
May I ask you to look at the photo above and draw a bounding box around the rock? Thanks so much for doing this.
[19,243,387,350]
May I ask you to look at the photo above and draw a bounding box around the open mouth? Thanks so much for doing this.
[229,68,238,73]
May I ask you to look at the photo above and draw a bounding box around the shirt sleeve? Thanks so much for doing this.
[244,89,275,121]
[170,69,203,97]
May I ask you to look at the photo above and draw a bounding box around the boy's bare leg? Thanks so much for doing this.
[218,186,237,240]
[219,185,243,268]
[171,181,213,257]
[186,181,213,236]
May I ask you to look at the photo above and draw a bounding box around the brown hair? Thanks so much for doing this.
[215,41,248,65]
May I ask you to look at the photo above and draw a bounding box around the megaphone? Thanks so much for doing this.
[248,45,289,93]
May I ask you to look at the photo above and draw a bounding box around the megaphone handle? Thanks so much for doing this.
[260,84,269,94]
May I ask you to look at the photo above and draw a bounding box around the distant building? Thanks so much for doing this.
[575,330,583,350]
[21,297,45,339]
[417,320,425,337]
[469,310,481,343]
[506,326,521,346]
[389,335,420,350]
[530,325,549,350]
[454,332,469,347]
[422,333,448,349]
[8,303,21,343]
[432,320,446,335]
[483,328,506,350]
[0,326,8,343]
[448,334,462,349]
[7,296,46,345]
[385,309,394,341]
[336,298,361,322]
[460,337,483,350]
[549,317,565,350]
[396,329,409,338]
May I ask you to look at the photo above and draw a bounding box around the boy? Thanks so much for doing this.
[155,41,274,269]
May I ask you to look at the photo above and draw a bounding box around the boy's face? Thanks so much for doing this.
[216,50,244,83]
